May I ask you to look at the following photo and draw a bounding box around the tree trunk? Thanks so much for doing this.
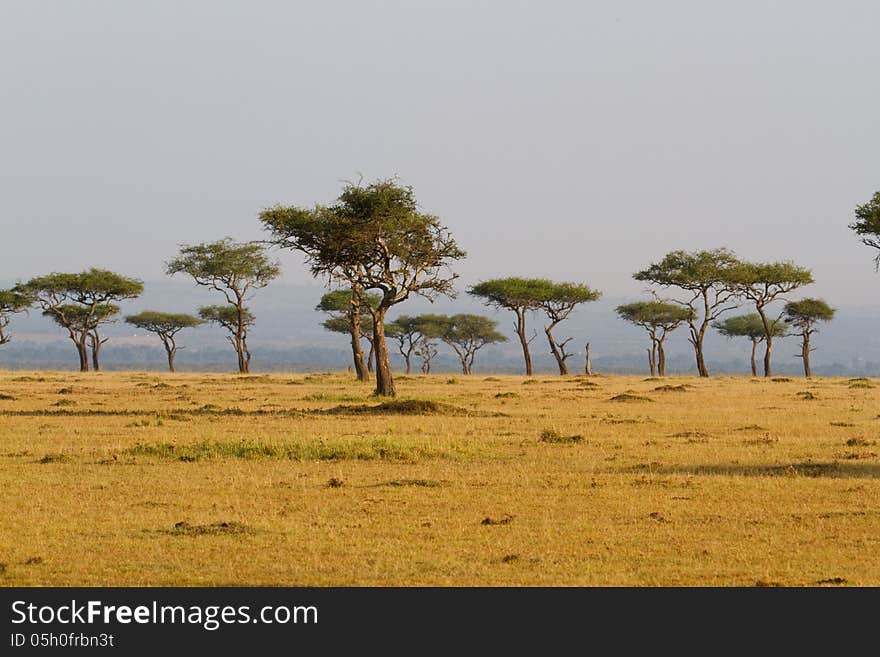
[76,333,89,372]
[91,337,101,372]
[372,307,396,397]
[647,348,655,376]
[688,319,710,377]
[750,340,758,377]
[167,348,176,373]
[802,332,812,378]
[755,305,773,377]
[515,308,533,376]
[584,342,592,376]
[348,316,369,383]
[657,339,667,377]
[404,353,412,375]
[545,324,567,375]
[366,339,375,374]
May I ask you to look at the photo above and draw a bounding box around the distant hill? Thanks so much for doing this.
[2,280,879,375]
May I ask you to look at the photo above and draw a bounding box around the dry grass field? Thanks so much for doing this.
[0,370,878,587]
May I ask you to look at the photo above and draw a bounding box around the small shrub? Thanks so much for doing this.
[539,429,584,444]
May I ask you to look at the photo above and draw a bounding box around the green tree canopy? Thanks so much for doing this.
[260,178,466,396]
[849,190,880,268]
[527,280,601,375]
[783,298,835,328]
[20,269,143,371]
[428,313,507,375]
[713,314,787,341]
[783,298,835,378]
[616,301,692,376]
[125,311,204,372]
[0,288,34,345]
[167,239,279,373]
[727,260,813,377]
[633,248,741,377]
[468,277,551,375]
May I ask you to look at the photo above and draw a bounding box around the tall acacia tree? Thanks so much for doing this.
[634,249,741,377]
[316,289,381,380]
[713,314,787,377]
[420,313,507,375]
[728,260,813,377]
[535,281,601,375]
[783,298,835,378]
[468,278,545,375]
[20,269,143,371]
[849,190,880,268]
[0,288,33,346]
[125,311,204,372]
[259,179,465,396]
[615,301,692,377]
[166,239,280,374]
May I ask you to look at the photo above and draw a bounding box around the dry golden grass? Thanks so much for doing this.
[0,370,878,586]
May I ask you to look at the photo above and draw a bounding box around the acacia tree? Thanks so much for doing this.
[125,311,204,372]
[198,305,257,370]
[414,336,438,374]
[0,288,33,345]
[20,269,143,371]
[783,299,835,378]
[615,301,692,377]
[385,315,432,374]
[316,289,380,379]
[166,239,280,374]
[533,281,601,375]
[713,314,787,377]
[420,313,507,375]
[259,179,466,396]
[728,260,813,377]
[849,190,880,268]
[634,249,741,377]
[468,278,545,375]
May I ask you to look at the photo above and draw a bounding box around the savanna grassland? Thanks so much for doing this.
[0,371,878,587]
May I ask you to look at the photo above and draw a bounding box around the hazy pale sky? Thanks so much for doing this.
[2,1,878,304]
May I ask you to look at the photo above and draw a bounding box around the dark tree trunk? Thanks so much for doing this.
[688,318,710,377]
[647,348,655,376]
[801,332,812,378]
[545,324,567,375]
[584,342,592,376]
[750,340,758,377]
[348,314,369,383]
[756,305,773,377]
[372,307,396,397]
[75,334,89,372]
[515,308,533,376]
[657,339,667,377]
[91,337,101,372]
[366,339,375,374]
[404,353,412,375]
[167,348,176,373]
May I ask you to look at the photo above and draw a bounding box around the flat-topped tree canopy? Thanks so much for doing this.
[849,190,880,268]
[714,314,787,341]
[125,311,204,373]
[727,259,813,377]
[616,301,692,377]
[260,178,466,396]
[633,248,741,377]
[19,268,143,371]
[0,288,35,345]
[125,311,204,334]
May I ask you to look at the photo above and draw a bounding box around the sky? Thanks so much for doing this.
[1,1,878,305]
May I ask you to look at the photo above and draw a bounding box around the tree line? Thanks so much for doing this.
[1,182,878,394]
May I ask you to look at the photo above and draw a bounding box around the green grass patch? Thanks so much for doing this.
[127,437,467,462]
